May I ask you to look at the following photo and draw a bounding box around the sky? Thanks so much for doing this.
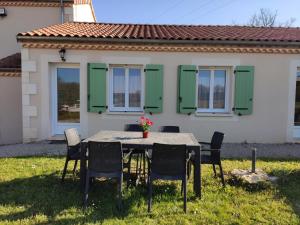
[92,0,300,26]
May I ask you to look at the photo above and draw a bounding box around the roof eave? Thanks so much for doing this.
[16,35,300,47]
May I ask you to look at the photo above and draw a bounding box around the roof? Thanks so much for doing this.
[0,53,21,72]
[17,22,300,45]
[1,0,89,4]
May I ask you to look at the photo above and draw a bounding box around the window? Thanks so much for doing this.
[197,67,230,113]
[109,66,143,112]
[294,69,300,126]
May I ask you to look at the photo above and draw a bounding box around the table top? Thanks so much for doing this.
[83,130,200,147]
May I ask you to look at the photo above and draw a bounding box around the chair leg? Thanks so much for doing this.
[187,161,192,179]
[126,154,132,187]
[136,154,139,175]
[117,175,123,210]
[183,177,187,213]
[148,176,153,213]
[83,172,90,209]
[212,164,217,177]
[73,160,78,175]
[219,162,225,187]
[180,181,184,196]
[143,153,146,179]
[61,158,69,182]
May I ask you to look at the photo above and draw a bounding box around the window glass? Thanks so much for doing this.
[294,71,300,126]
[129,68,141,107]
[110,66,142,111]
[213,70,226,109]
[198,70,211,109]
[112,68,125,107]
[57,68,80,123]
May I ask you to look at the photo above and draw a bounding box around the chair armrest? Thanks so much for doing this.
[145,150,151,160]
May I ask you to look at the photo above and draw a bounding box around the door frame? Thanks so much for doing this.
[293,67,300,138]
[51,63,80,135]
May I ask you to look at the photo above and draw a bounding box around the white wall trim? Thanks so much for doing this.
[22,61,37,72]
[40,53,88,139]
[287,60,300,141]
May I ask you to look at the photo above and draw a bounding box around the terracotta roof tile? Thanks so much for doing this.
[0,53,21,72]
[2,0,89,4]
[17,22,300,44]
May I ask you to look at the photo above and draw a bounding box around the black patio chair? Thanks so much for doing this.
[190,131,225,186]
[159,126,180,133]
[124,124,143,132]
[62,128,81,182]
[84,141,123,209]
[147,143,190,213]
[124,124,146,185]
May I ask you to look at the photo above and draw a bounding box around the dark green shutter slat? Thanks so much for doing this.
[234,66,254,116]
[88,63,107,113]
[144,64,163,113]
[177,65,197,114]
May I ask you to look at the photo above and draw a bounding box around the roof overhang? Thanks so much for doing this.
[17,35,300,47]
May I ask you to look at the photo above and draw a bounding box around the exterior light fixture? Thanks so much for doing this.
[0,8,7,17]
[59,48,66,61]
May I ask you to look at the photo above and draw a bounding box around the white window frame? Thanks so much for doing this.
[196,66,230,113]
[109,65,144,112]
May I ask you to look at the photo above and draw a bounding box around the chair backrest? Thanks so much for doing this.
[88,141,122,173]
[151,143,187,177]
[210,131,224,150]
[124,124,143,132]
[64,128,81,147]
[159,126,180,133]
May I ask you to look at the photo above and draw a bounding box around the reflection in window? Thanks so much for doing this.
[197,68,228,112]
[294,71,300,126]
[213,70,226,109]
[112,68,125,107]
[57,68,80,123]
[129,68,141,107]
[198,70,210,109]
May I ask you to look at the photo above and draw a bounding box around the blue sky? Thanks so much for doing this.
[93,0,300,26]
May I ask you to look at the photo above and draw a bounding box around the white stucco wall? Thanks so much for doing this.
[0,76,22,145]
[73,4,96,22]
[0,6,63,59]
[22,48,300,143]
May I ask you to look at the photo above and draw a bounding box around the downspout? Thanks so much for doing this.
[60,0,64,23]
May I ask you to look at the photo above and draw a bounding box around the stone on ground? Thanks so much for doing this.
[230,168,278,184]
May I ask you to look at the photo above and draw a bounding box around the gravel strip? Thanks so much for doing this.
[0,141,66,158]
[0,142,300,159]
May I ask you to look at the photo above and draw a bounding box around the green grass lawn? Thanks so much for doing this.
[0,157,300,225]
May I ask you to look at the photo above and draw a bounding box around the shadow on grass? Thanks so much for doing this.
[0,171,182,224]
[225,162,300,219]
[226,175,273,192]
[271,169,300,218]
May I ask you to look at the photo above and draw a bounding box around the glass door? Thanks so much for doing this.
[52,65,80,135]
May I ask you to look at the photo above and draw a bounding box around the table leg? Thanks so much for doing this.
[80,142,87,193]
[193,146,201,198]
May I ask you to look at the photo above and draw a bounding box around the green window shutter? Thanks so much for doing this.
[177,65,197,114]
[144,64,163,114]
[233,66,254,116]
[87,63,107,113]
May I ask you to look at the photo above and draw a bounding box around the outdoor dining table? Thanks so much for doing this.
[80,130,202,197]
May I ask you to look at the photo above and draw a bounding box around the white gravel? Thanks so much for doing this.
[0,141,300,159]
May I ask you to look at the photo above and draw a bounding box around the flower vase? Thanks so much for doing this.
[143,131,149,138]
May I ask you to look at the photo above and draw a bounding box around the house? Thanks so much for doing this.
[14,22,300,143]
[0,0,96,144]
